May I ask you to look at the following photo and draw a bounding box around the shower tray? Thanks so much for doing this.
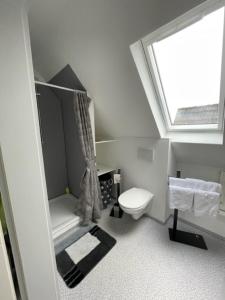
[49,194,80,240]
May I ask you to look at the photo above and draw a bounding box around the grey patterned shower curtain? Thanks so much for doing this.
[73,92,101,225]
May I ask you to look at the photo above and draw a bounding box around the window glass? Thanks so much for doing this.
[149,7,224,126]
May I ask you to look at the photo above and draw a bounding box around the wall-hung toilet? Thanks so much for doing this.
[118,188,154,220]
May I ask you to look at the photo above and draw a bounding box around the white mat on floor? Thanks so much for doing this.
[66,233,100,264]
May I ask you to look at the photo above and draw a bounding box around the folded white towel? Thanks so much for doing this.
[194,190,220,217]
[186,178,204,184]
[169,185,194,211]
[206,181,221,193]
[169,177,190,188]
[186,178,221,193]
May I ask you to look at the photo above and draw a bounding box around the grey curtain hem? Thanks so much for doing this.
[73,93,101,225]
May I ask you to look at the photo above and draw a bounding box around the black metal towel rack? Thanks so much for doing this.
[168,171,208,250]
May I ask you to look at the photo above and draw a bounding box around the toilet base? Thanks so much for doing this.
[131,212,143,220]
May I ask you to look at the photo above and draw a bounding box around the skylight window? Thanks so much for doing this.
[143,5,225,131]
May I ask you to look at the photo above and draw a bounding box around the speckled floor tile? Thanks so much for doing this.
[57,209,225,300]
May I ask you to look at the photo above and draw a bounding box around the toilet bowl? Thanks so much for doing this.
[118,188,154,220]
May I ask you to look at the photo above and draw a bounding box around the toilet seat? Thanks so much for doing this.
[118,188,153,210]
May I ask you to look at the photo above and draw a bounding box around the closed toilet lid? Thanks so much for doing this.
[118,188,153,209]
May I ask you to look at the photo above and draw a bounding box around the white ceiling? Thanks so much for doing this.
[28,0,205,139]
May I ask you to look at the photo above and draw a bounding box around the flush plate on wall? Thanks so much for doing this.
[137,147,154,162]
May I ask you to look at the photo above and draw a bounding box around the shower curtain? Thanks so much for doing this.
[73,92,101,225]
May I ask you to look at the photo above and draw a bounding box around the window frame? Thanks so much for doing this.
[142,0,225,132]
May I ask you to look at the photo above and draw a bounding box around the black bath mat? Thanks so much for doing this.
[56,226,116,288]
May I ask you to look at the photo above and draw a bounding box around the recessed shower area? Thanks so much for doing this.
[35,66,93,241]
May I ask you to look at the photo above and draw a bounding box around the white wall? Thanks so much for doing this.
[96,138,170,223]
[166,142,177,219]
[28,0,205,139]
[173,142,225,169]
[177,162,221,182]
[0,1,58,299]
[168,143,177,178]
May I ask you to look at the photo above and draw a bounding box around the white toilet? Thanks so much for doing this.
[118,187,154,220]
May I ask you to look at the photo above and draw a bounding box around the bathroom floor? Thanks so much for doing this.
[57,208,225,300]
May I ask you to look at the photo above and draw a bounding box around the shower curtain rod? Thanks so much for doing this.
[35,80,87,94]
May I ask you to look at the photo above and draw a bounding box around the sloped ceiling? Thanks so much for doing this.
[28,0,205,139]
